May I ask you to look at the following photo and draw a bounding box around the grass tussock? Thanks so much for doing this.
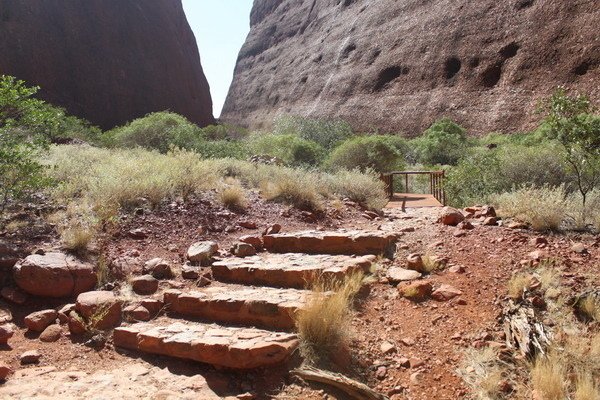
[507,273,533,300]
[260,169,323,212]
[494,185,568,231]
[574,374,600,400]
[48,200,98,254]
[531,354,566,400]
[459,348,505,400]
[422,254,446,273]
[295,271,364,364]
[218,178,247,210]
[578,296,600,322]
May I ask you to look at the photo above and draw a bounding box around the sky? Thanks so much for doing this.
[182,1,254,118]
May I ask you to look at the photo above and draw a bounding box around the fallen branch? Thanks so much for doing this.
[292,366,389,400]
[502,299,551,358]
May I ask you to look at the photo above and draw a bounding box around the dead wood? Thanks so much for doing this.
[292,366,389,400]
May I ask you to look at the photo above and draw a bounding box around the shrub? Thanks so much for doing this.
[198,124,248,141]
[498,144,571,189]
[260,168,323,212]
[322,169,388,210]
[107,111,202,153]
[273,115,353,149]
[294,272,364,364]
[326,135,404,173]
[414,118,469,165]
[493,185,568,231]
[194,139,248,160]
[247,133,325,167]
[50,201,98,254]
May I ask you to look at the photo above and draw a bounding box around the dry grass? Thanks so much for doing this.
[96,257,111,288]
[531,354,566,400]
[507,273,533,300]
[260,170,323,212]
[574,374,600,400]
[494,185,568,231]
[422,254,445,273]
[49,201,98,254]
[578,296,600,322]
[218,179,247,210]
[591,333,600,357]
[295,271,364,364]
[458,347,505,400]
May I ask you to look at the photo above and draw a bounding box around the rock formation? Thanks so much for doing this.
[222,0,599,135]
[0,0,213,129]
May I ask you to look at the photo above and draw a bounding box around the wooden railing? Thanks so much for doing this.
[380,170,446,205]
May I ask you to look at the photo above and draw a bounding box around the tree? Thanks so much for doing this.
[0,76,53,215]
[415,118,469,166]
[541,88,600,224]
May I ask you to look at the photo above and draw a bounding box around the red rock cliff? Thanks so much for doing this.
[222,0,599,135]
[0,0,214,129]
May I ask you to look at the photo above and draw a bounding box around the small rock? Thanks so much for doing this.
[131,275,159,295]
[410,371,422,384]
[186,241,218,266]
[39,324,62,342]
[376,366,387,380]
[57,304,75,324]
[20,350,41,364]
[388,267,421,283]
[0,363,11,380]
[431,284,463,301]
[453,229,467,237]
[143,258,173,279]
[238,221,257,229]
[128,228,148,239]
[457,221,475,230]
[0,324,14,345]
[406,253,424,272]
[239,235,263,249]
[181,264,200,280]
[1,287,27,305]
[507,220,528,229]
[263,224,281,235]
[482,217,498,226]
[409,358,425,368]
[237,393,255,400]
[230,242,257,258]
[401,337,415,346]
[448,265,465,274]
[380,341,396,354]
[531,237,548,246]
[398,281,432,301]
[123,305,151,321]
[140,299,163,317]
[398,357,410,368]
[528,250,549,261]
[571,243,587,254]
[24,309,58,332]
[75,291,122,330]
[440,207,465,226]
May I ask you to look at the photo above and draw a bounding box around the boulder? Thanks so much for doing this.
[483,217,498,226]
[24,309,58,332]
[13,252,96,298]
[57,304,75,324]
[143,258,173,279]
[181,264,200,280]
[39,324,62,342]
[263,224,282,235]
[75,291,122,330]
[131,275,159,295]
[0,240,20,270]
[432,284,463,301]
[230,242,257,258]
[123,305,151,321]
[186,241,218,266]
[440,207,465,226]
[1,287,27,305]
[398,281,433,302]
[388,267,421,283]
[0,323,14,345]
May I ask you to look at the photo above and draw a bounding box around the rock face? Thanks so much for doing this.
[222,0,599,134]
[0,0,213,129]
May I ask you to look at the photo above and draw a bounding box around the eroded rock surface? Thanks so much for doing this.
[0,0,213,129]
[222,0,599,134]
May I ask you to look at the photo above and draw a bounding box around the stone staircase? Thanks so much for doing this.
[113,230,397,370]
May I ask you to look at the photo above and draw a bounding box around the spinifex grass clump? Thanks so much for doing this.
[294,271,364,365]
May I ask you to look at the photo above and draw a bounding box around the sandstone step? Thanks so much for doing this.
[212,253,376,288]
[164,286,321,330]
[262,230,398,257]
[114,320,299,369]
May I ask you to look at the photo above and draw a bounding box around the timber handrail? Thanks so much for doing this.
[380,170,446,205]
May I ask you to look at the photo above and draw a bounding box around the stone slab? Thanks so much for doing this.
[262,230,398,257]
[114,321,299,369]
[212,253,375,288]
[164,286,320,330]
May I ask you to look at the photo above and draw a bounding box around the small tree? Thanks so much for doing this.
[0,76,53,216]
[414,118,469,166]
[541,88,600,224]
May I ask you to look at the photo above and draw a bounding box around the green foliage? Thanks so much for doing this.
[247,133,325,167]
[273,115,354,149]
[198,124,248,141]
[325,135,404,173]
[107,111,203,153]
[0,76,56,214]
[193,139,249,160]
[540,88,600,218]
[414,118,469,165]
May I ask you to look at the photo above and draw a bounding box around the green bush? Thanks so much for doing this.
[107,111,202,153]
[325,135,404,173]
[0,76,55,215]
[414,118,469,165]
[273,115,353,149]
[198,124,248,141]
[247,133,325,167]
[194,139,249,160]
